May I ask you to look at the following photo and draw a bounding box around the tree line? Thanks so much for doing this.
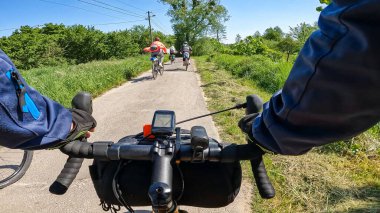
[189,22,317,63]
[159,0,318,62]
[0,23,174,70]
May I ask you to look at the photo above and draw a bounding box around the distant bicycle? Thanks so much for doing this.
[0,147,33,189]
[170,54,175,64]
[150,56,164,80]
[182,52,190,71]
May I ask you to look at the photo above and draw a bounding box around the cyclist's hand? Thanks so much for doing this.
[66,109,97,141]
[238,113,266,156]
[238,113,259,138]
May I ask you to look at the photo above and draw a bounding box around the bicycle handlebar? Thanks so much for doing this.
[49,92,92,195]
[56,139,263,163]
[245,95,275,199]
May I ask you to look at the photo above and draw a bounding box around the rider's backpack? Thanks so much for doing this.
[182,45,190,52]
[89,134,242,209]
[150,44,159,52]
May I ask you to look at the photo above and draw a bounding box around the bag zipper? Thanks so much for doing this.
[6,69,40,120]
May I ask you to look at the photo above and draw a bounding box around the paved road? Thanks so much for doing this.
[0,58,251,213]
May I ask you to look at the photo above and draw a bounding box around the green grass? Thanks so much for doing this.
[194,56,380,213]
[21,55,151,107]
[208,54,293,93]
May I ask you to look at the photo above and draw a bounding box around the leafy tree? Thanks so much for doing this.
[159,0,229,48]
[263,26,284,41]
[192,37,224,55]
[289,22,318,44]
[235,34,242,43]
[277,36,300,62]
[253,31,261,38]
[0,25,66,69]
[129,25,152,52]
[104,31,139,58]
[60,25,108,64]
[232,36,267,56]
[317,0,332,12]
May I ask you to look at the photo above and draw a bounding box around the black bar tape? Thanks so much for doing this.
[49,157,84,195]
[60,140,93,158]
[251,156,275,199]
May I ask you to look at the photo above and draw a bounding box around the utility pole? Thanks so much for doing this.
[147,11,155,43]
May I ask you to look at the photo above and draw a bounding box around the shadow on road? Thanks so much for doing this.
[163,68,190,72]
[131,76,153,83]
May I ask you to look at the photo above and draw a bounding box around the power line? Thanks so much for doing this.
[91,19,146,26]
[155,19,170,32]
[77,0,144,18]
[0,27,18,32]
[38,0,123,20]
[90,0,145,17]
[152,21,169,35]
[114,0,146,12]
[0,20,146,33]
[0,25,43,32]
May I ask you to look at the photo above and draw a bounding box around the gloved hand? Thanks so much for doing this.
[238,113,259,139]
[66,108,97,141]
[238,113,265,155]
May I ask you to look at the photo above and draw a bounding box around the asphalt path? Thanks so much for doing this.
[0,58,251,213]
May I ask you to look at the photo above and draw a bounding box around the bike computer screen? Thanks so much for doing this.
[151,110,176,136]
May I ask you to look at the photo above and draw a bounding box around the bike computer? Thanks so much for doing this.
[151,110,176,136]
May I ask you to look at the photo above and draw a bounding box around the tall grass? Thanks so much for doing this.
[21,55,151,107]
[209,54,293,93]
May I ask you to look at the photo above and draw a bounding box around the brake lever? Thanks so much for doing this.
[245,95,275,199]
[49,92,93,195]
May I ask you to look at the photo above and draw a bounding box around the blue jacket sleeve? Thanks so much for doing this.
[252,0,380,155]
[0,49,72,150]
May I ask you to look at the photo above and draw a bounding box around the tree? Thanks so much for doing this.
[263,26,284,41]
[235,34,242,43]
[232,36,267,56]
[253,31,261,38]
[289,22,318,44]
[159,0,229,47]
[60,25,108,64]
[316,0,332,12]
[277,36,300,62]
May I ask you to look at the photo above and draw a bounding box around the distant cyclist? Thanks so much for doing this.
[169,45,176,56]
[180,41,192,65]
[143,37,167,67]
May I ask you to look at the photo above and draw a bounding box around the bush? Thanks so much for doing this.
[0,24,171,70]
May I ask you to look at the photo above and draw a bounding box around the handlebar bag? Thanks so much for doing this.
[89,134,242,208]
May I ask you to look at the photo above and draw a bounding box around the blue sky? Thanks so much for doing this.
[0,0,321,43]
